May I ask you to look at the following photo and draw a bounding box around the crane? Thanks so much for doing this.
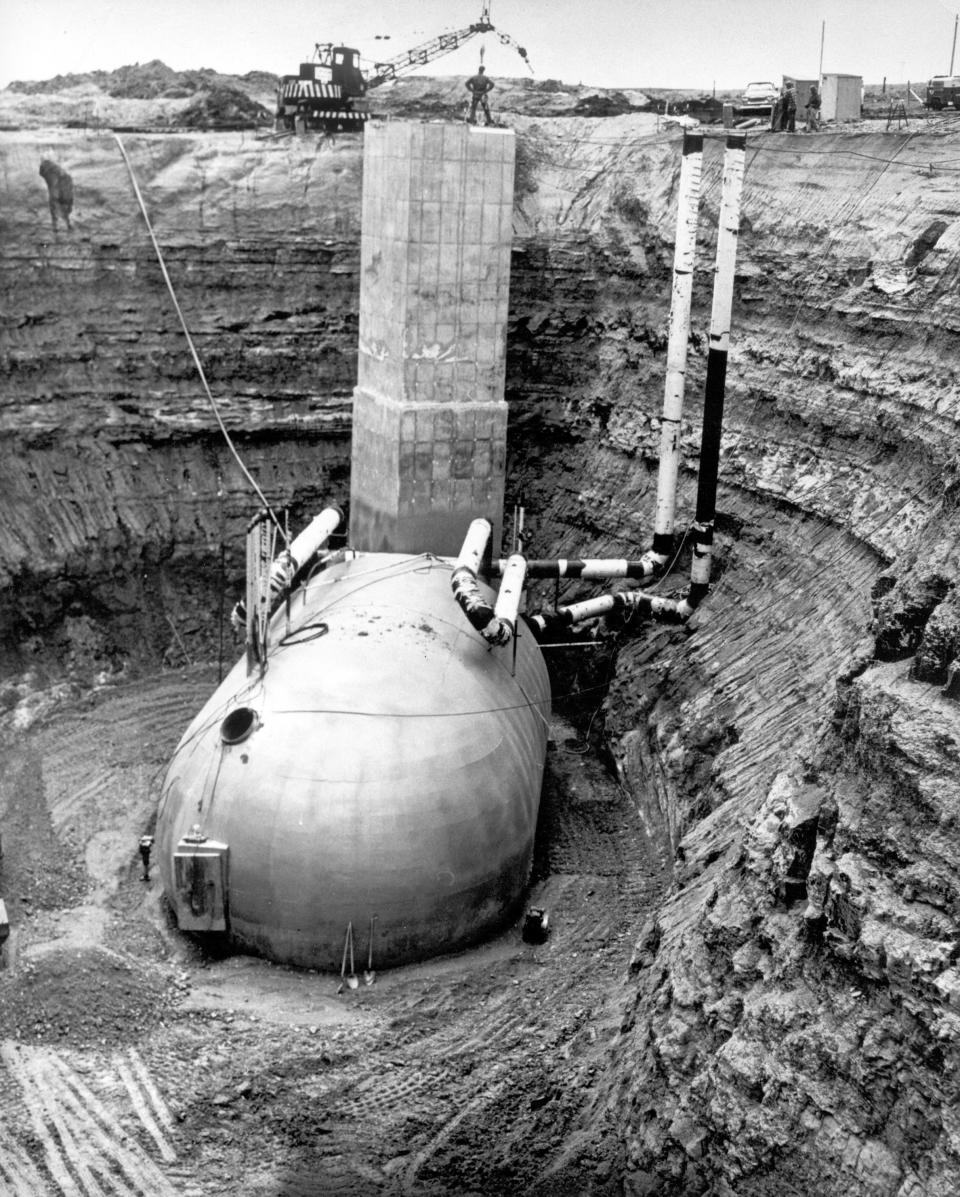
[367,2,531,88]
[274,2,532,134]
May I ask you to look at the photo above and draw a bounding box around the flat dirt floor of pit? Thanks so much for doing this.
[0,665,668,1196]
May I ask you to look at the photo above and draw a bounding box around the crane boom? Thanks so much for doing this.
[367,21,493,88]
[367,6,531,88]
[274,2,531,135]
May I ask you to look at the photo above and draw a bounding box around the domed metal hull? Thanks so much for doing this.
[157,552,551,970]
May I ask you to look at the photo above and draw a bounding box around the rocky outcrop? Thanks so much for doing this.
[3,110,960,1192]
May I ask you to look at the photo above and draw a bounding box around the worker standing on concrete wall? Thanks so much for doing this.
[466,65,494,125]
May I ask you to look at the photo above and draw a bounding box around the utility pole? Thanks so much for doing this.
[818,19,825,81]
[951,13,958,75]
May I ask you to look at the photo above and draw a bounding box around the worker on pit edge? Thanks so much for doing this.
[780,81,797,132]
[805,82,821,131]
[466,65,494,126]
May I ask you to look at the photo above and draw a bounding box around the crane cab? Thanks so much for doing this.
[295,45,365,97]
[328,46,366,98]
[277,44,370,133]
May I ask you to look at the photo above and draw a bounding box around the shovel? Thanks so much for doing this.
[337,921,359,993]
[346,921,359,989]
[363,915,377,986]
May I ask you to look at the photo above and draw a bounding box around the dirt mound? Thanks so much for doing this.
[0,947,177,1045]
[572,91,643,117]
[7,59,278,101]
[1,60,279,130]
[179,85,272,128]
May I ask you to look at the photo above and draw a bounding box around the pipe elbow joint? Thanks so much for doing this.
[480,618,512,647]
[451,565,498,636]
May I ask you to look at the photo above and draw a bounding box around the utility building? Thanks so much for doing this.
[821,73,863,123]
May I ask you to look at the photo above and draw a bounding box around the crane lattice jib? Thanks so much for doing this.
[367,22,491,88]
[366,17,531,88]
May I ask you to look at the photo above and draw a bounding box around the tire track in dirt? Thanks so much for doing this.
[0,1042,179,1196]
[117,1048,177,1164]
[36,672,219,835]
[0,1132,53,1195]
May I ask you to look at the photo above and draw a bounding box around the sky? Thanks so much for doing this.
[1,0,959,92]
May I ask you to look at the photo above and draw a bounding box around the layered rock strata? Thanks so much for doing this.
[2,116,960,1191]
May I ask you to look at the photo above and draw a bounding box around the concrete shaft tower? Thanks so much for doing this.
[349,121,516,556]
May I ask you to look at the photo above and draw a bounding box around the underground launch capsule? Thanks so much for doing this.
[156,549,551,970]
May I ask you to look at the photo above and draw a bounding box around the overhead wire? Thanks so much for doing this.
[112,132,289,545]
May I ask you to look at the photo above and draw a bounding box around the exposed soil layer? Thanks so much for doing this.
[2,75,960,1195]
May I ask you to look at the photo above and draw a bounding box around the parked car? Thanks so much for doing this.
[741,81,779,105]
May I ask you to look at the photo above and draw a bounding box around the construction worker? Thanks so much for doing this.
[805,82,821,131]
[465,65,494,125]
[139,835,154,881]
[780,82,797,132]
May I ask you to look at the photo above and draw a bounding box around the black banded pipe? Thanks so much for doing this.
[489,558,655,580]
[530,588,695,636]
[530,134,747,635]
[688,132,746,601]
[451,519,522,648]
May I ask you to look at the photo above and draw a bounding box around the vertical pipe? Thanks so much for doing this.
[952,14,958,75]
[650,129,704,561]
[687,133,746,606]
[493,554,527,635]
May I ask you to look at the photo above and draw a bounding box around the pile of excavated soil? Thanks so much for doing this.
[0,946,178,1046]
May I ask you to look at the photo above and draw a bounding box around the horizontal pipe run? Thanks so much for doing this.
[490,558,660,580]
[530,584,706,636]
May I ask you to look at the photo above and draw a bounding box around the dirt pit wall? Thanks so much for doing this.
[2,117,960,1193]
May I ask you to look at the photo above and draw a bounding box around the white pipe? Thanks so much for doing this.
[530,587,694,636]
[232,504,343,631]
[268,504,343,599]
[456,518,493,576]
[492,554,527,637]
[646,129,704,572]
[491,558,653,580]
[531,136,748,638]
[687,132,746,603]
[450,519,518,647]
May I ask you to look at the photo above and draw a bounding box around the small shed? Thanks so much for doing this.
[821,73,862,122]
